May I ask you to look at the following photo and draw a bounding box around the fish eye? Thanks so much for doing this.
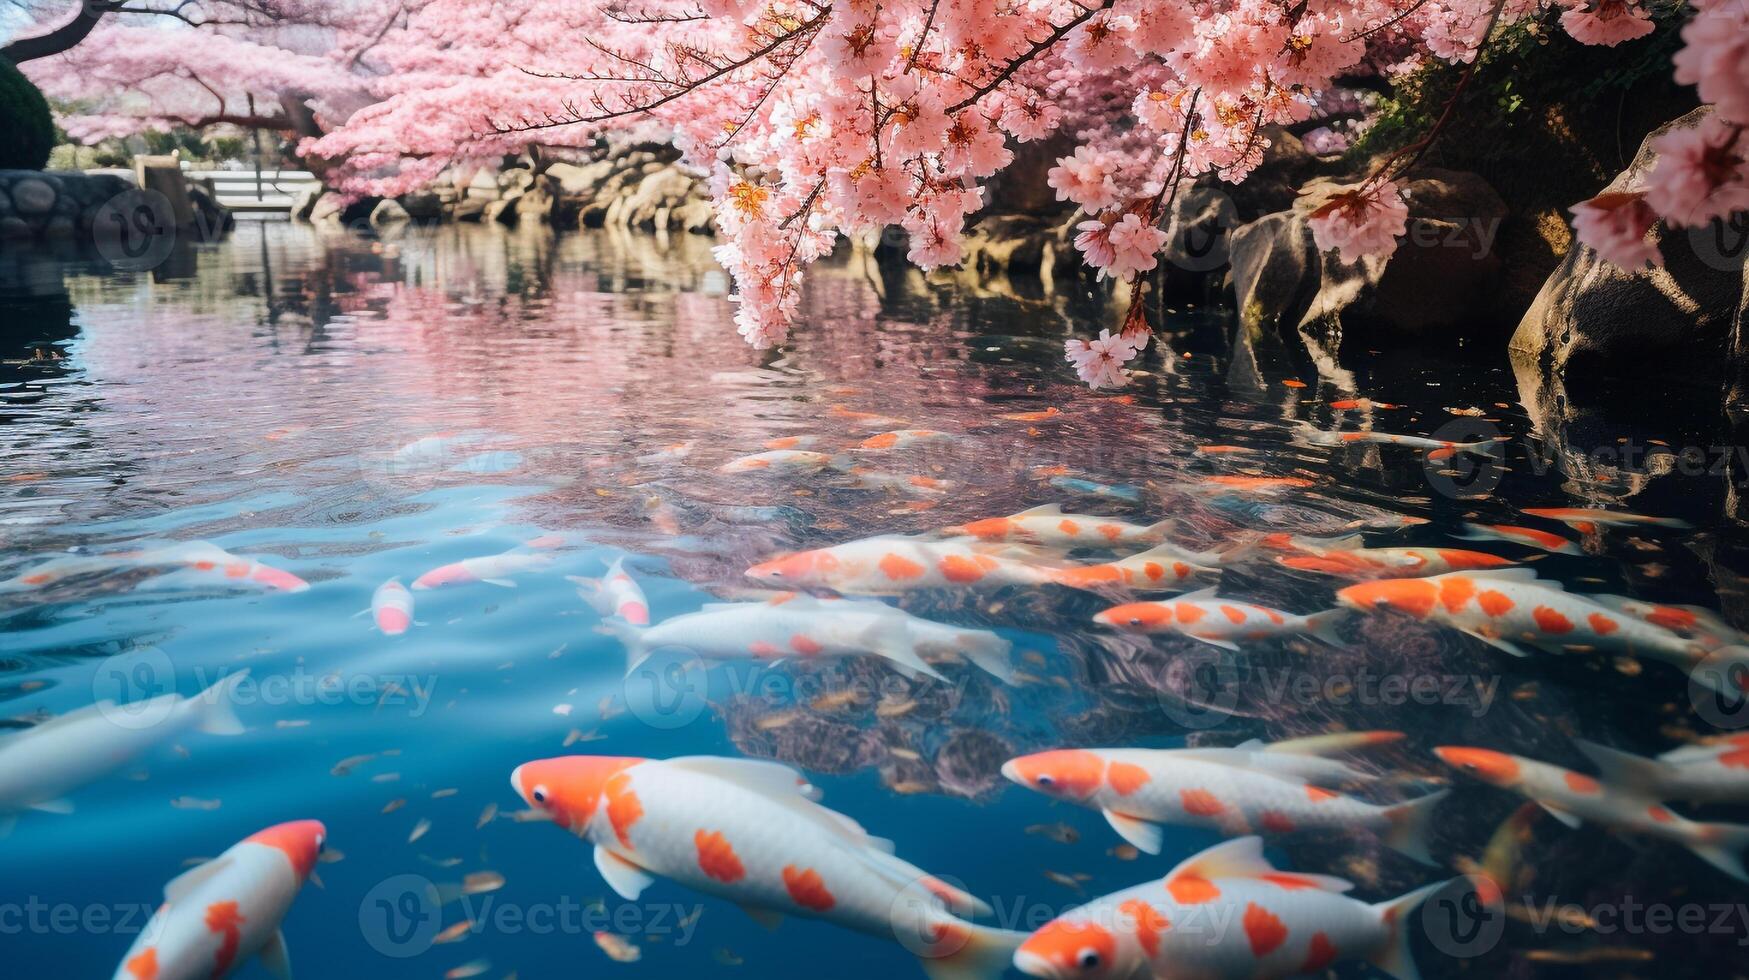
[1127,617,1142,626]
[1076,948,1102,970]
[531,784,550,804]
[1035,775,1054,787]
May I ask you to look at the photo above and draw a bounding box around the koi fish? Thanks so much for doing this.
[568,558,650,626]
[855,601,1014,682]
[763,435,822,451]
[1336,570,1749,693]
[1199,475,1315,493]
[1003,741,1443,861]
[0,551,141,591]
[855,430,953,451]
[599,595,948,680]
[1095,588,1347,650]
[1049,546,1220,594]
[1587,595,1744,649]
[1194,445,1255,455]
[113,819,326,980]
[1521,507,1691,533]
[412,549,554,589]
[1295,423,1498,460]
[1270,535,1516,578]
[1047,477,1142,502]
[1000,408,1061,422]
[133,542,310,594]
[510,755,1024,978]
[1574,735,1749,805]
[1012,836,1450,980]
[745,536,1053,596]
[1435,746,1749,881]
[1328,398,1402,410]
[719,450,846,474]
[827,405,907,429]
[1454,523,1583,555]
[371,578,414,635]
[941,504,1172,550]
[843,468,954,496]
[0,673,247,836]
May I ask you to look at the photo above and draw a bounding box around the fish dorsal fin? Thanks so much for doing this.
[661,756,814,799]
[1264,731,1403,757]
[1164,836,1277,883]
[1015,503,1066,517]
[1176,586,1221,603]
[1235,739,1265,750]
[1129,543,1208,563]
[164,855,235,902]
[1573,739,1670,793]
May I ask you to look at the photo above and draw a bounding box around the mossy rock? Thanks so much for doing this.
[0,60,55,171]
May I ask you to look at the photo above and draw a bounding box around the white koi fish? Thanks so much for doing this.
[1336,570,1749,693]
[412,549,554,589]
[1003,742,1444,862]
[371,578,414,635]
[719,450,846,475]
[941,504,1173,551]
[1269,534,1516,579]
[1520,507,1691,532]
[843,468,954,496]
[763,435,823,451]
[1048,546,1220,594]
[1575,735,1749,805]
[1295,423,1498,460]
[854,429,954,451]
[1454,522,1583,555]
[113,819,326,980]
[1435,746,1749,881]
[601,595,946,680]
[1588,594,1744,649]
[745,536,1053,596]
[1095,588,1347,650]
[568,557,650,625]
[511,755,1024,980]
[1012,836,1450,980]
[831,599,1015,682]
[0,551,142,591]
[0,673,246,836]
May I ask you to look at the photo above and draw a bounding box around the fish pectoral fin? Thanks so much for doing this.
[482,578,518,588]
[163,855,235,902]
[1101,809,1163,855]
[258,928,292,980]
[1536,802,1583,829]
[1187,635,1242,652]
[739,903,784,930]
[593,846,656,901]
[28,798,73,814]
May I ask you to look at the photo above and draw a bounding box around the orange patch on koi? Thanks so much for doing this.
[695,830,746,882]
[781,866,836,911]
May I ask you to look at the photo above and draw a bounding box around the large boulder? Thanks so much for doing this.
[1510,107,1747,402]
[1226,167,1509,343]
[615,167,696,230]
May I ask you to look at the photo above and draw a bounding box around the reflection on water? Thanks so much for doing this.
[2,222,1748,978]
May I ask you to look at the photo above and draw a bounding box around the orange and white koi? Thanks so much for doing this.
[1269,534,1516,578]
[569,557,650,625]
[1454,522,1583,555]
[1435,746,1749,881]
[999,407,1062,422]
[1586,595,1743,649]
[1049,546,1220,594]
[1336,570,1749,693]
[843,468,953,496]
[371,578,414,635]
[1574,735,1749,805]
[745,536,1053,596]
[599,595,949,680]
[113,819,326,980]
[133,542,310,594]
[0,673,246,836]
[941,504,1172,551]
[1003,742,1444,862]
[1199,475,1315,493]
[1012,836,1450,980]
[412,549,554,589]
[719,450,846,474]
[1095,588,1347,650]
[763,435,823,451]
[511,755,1024,977]
[854,429,953,451]
[0,551,141,591]
[1296,424,1498,460]
[1521,507,1691,533]
[1328,398,1403,410]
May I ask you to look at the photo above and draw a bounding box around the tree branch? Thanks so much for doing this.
[2,1,123,64]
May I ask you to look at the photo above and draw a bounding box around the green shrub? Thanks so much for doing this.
[0,59,55,170]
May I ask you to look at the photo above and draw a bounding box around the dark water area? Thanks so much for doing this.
[2,222,1747,979]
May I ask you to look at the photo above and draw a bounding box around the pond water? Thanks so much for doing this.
[2,221,1747,979]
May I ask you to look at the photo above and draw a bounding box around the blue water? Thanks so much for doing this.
[3,222,1747,977]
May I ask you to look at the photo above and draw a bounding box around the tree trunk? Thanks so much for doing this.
[1,2,119,65]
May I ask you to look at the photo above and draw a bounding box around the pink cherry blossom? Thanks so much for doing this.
[1645,116,1749,226]
[1673,0,1749,127]
[1076,212,1166,282]
[1307,181,1412,262]
[1064,329,1140,389]
[1559,0,1655,48]
[1570,191,1663,269]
